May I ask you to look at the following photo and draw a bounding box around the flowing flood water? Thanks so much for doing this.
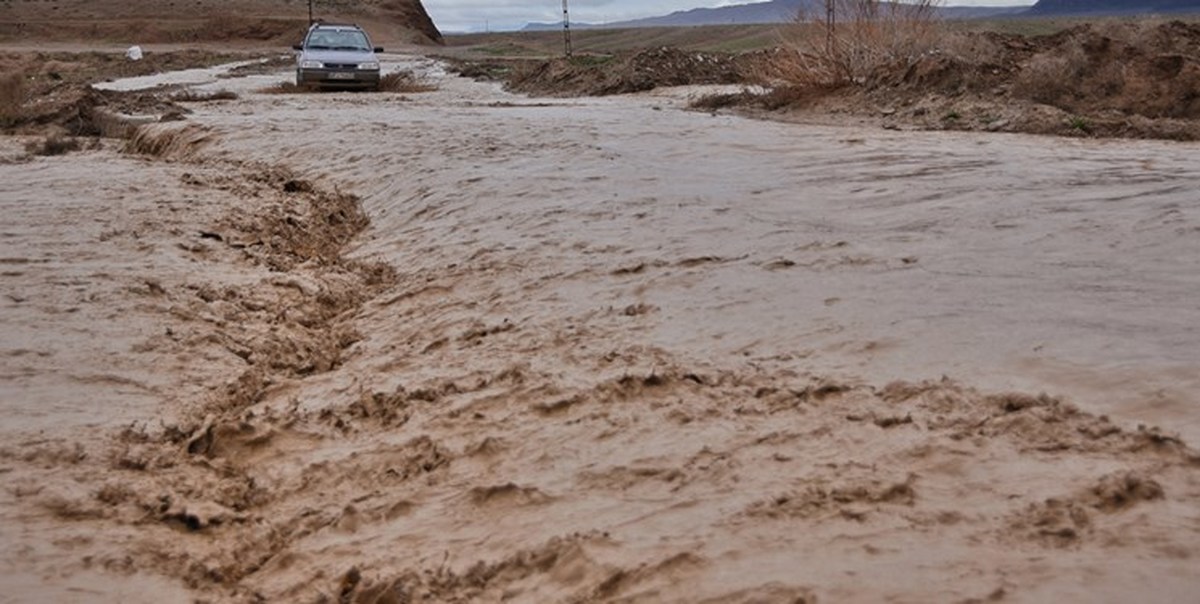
[2,56,1199,602]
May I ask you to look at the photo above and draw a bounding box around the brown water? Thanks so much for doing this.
[2,57,1198,602]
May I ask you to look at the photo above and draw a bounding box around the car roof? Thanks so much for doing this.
[309,23,364,32]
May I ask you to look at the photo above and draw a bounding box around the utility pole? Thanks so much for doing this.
[308,0,314,25]
[825,0,835,55]
[562,0,573,58]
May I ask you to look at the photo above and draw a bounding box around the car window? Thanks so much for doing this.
[307,30,370,51]
[306,33,334,49]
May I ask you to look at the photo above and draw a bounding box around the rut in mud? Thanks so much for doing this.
[0,124,397,600]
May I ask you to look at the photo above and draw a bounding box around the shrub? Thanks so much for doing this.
[0,72,26,128]
[1065,115,1091,134]
[1013,42,1089,106]
[776,0,945,87]
[25,134,83,156]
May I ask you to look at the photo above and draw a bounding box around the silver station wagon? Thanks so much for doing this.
[293,23,383,90]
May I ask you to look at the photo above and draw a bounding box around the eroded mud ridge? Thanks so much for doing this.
[0,126,396,599]
[14,353,1200,601]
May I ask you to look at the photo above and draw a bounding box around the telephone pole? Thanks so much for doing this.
[308,0,314,25]
[826,0,835,55]
[562,0,573,58]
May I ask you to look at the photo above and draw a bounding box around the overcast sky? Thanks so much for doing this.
[423,0,1038,32]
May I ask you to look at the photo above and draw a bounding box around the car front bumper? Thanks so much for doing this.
[297,68,381,89]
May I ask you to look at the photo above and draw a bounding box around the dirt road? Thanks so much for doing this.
[2,56,1198,602]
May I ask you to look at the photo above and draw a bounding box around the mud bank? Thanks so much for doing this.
[2,55,1199,602]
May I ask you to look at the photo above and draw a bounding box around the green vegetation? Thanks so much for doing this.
[444,14,1200,60]
[1066,115,1091,133]
[444,24,791,57]
[947,17,1081,37]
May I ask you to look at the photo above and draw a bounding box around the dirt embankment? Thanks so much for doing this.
[455,20,1200,140]
[841,19,1200,139]
[504,47,749,96]
[0,50,248,137]
[0,0,442,45]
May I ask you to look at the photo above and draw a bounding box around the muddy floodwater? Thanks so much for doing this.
[2,56,1199,602]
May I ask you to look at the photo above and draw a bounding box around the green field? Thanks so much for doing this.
[440,16,1196,59]
[441,24,795,58]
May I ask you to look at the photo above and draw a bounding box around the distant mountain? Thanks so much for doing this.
[524,0,1200,32]
[524,1,1025,31]
[604,0,810,27]
[1028,0,1200,14]
[940,6,1030,18]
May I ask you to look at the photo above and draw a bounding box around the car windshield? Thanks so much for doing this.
[306,30,370,51]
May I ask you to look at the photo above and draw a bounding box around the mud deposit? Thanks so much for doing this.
[2,56,1199,602]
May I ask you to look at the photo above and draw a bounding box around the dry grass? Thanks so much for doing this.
[1013,42,1093,105]
[774,0,945,86]
[1010,20,1154,109]
[0,72,27,128]
[1011,20,1200,119]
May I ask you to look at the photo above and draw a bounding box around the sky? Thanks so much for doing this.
[422,0,1039,32]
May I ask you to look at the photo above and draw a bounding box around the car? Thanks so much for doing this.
[293,23,383,90]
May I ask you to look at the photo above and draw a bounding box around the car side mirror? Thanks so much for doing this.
[292,44,303,51]
[374,47,384,53]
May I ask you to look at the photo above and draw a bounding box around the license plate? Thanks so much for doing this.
[329,72,355,80]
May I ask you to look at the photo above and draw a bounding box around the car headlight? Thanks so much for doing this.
[358,62,380,71]
[300,60,323,69]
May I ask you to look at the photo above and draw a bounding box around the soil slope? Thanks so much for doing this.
[0,0,442,44]
[477,20,1200,140]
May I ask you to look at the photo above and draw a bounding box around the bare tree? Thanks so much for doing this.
[782,0,944,86]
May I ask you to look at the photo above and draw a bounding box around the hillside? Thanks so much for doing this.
[1029,0,1200,14]
[0,0,443,44]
